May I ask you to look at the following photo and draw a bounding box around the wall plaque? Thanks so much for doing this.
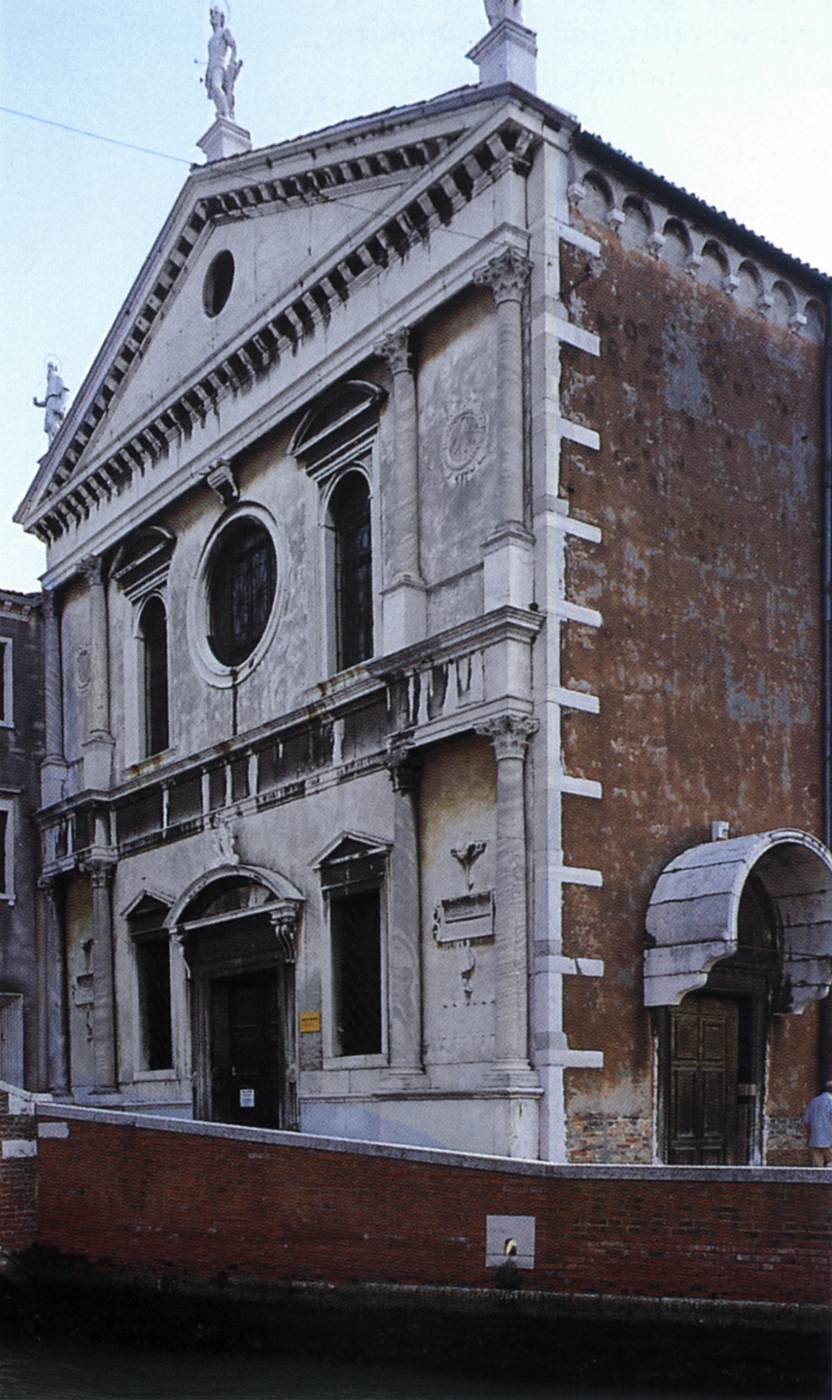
[239,1088,255,1108]
[299,1011,321,1034]
[432,891,494,944]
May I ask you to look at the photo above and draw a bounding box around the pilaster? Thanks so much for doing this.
[382,745,425,1086]
[477,714,539,1087]
[82,855,118,1095]
[474,248,535,611]
[80,555,115,790]
[376,327,427,651]
[38,874,69,1095]
[40,590,68,807]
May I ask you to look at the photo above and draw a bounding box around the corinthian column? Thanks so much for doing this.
[41,591,68,807]
[473,246,534,611]
[382,745,425,1085]
[477,714,539,1080]
[376,327,427,651]
[84,858,118,1094]
[81,556,115,789]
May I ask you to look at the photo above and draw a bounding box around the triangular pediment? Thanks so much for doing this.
[17,88,540,543]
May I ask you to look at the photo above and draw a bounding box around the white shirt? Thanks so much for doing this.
[804,1091,832,1147]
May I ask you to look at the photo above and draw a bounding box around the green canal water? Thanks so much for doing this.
[0,1334,812,1400]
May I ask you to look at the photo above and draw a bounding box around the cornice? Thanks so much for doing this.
[21,106,540,553]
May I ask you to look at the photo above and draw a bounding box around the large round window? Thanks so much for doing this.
[207,517,276,667]
[203,250,235,318]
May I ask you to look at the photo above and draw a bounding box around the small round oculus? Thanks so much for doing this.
[203,249,235,318]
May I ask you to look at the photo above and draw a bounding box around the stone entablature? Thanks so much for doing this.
[21,116,538,552]
[570,155,826,340]
[37,607,540,877]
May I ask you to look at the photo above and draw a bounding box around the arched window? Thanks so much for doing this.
[329,471,373,671]
[139,596,169,757]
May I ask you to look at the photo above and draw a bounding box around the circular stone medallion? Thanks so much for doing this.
[441,402,489,482]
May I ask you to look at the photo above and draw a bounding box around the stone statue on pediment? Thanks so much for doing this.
[205,6,242,121]
[33,361,69,443]
[485,0,525,24]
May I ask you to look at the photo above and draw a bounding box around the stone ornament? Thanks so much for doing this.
[441,400,489,482]
[485,0,525,24]
[477,713,539,759]
[205,6,242,121]
[75,648,91,690]
[33,361,69,443]
[211,813,240,866]
[375,327,412,376]
[451,840,487,891]
[473,246,533,305]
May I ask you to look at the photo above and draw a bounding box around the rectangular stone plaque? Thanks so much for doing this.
[299,1012,321,1034]
[433,892,494,944]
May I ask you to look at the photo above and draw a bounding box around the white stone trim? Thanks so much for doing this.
[557,223,600,258]
[1,1138,36,1159]
[553,319,601,357]
[0,798,15,903]
[558,775,603,800]
[558,419,601,452]
[554,600,603,628]
[38,1121,70,1139]
[0,637,13,728]
[553,687,600,714]
[553,866,604,888]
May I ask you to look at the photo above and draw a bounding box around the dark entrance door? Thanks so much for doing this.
[210,971,282,1129]
[667,997,739,1164]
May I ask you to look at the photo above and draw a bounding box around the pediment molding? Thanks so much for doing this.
[19,110,538,552]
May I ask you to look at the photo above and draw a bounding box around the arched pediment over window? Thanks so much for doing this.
[644,829,832,1013]
[166,864,304,931]
[290,379,386,477]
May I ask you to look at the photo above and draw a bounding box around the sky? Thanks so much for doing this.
[1,0,830,593]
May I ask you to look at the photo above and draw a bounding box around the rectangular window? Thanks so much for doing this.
[331,888,382,1057]
[0,805,13,901]
[0,639,12,727]
[136,936,173,1071]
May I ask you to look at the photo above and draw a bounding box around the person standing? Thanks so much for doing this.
[804,1081,832,1166]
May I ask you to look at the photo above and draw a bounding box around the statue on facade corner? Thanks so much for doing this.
[485,0,525,24]
[205,6,242,122]
[33,360,69,443]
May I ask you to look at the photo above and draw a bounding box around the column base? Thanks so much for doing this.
[381,576,427,653]
[40,757,68,808]
[380,1067,427,1091]
[483,1062,540,1091]
[483,526,534,611]
[82,735,115,790]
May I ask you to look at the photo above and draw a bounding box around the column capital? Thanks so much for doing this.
[473,245,532,305]
[477,713,539,760]
[80,554,105,587]
[385,742,423,795]
[81,856,117,890]
[375,326,413,375]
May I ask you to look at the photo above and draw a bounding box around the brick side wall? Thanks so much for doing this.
[32,1108,831,1309]
[0,1088,37,1253]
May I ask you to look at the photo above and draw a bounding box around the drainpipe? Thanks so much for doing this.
[820,279,832,1085]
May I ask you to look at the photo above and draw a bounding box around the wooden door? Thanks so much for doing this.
[667,997,739,1164]
[209,971,282,1129]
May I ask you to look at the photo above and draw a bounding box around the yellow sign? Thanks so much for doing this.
[299,1011,321,1034]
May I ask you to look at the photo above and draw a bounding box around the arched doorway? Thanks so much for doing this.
[168,866,303,1130]
[645,829,832,1164]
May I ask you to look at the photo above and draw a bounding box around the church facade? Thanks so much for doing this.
[15,10,832,1164]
